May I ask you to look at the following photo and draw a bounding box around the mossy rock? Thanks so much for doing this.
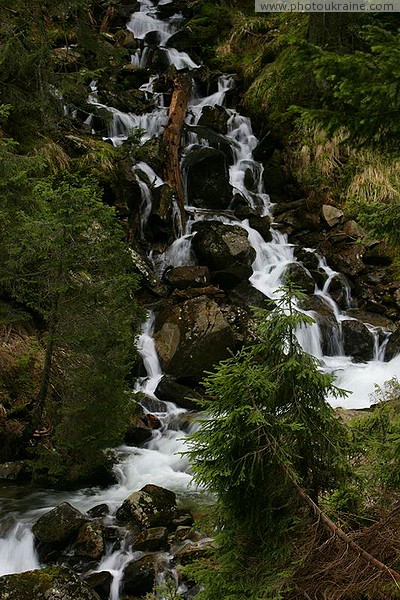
[0,566,101,600]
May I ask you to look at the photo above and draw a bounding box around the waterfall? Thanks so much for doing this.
[2,0,400,594]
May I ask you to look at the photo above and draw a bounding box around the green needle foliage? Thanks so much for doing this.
[0,175,143,486]
[187,286,350,598]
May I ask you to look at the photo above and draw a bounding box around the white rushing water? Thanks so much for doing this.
[2,0,400,593]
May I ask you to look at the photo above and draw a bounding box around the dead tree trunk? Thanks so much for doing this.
[162,73,191,236]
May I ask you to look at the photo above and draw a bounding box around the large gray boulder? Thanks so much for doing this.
[153,296,237,379]
[192,221,256,289]
[116,484,177,529]
[155,375,202,411]
[0,567,101,600]
[283,263,316,295]
[184,147,233,209]
[32,502,87,561]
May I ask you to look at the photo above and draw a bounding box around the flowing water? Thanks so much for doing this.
[2,0,400,594]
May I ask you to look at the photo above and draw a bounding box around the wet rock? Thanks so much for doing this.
[163,266,211,290]
[293,247,320,272]
[299,295,340,356]
[116,484,177,529]
[247,214,272,242]
[146,47,171,72]
[83,571,113,600]
[197,105,229,135]
[154,296,237,379]
[184,147,233,209]
[192,221,256,288]
[0,566,101,600]
[73,522,105,560]
[121,555,156,597]
[138,394,168,413]
[284,263,315,295]
[87,504,110,519]
[143,30,162,46]
[124,410,160,446]
[0,460,31,482]
[326,274,352,310]
[341,319,375,362]
[166,28,192,52]
[32,503,87,560]
[228,281,271,310]
[322,204,344,227]
[155,375,202,410]
[172,513,195,528]
[174,526,192,543]
[135,526,169,551]
[385,329,400,361]
[345,310,396,331]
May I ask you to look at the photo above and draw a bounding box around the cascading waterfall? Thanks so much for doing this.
[2,0,400,595]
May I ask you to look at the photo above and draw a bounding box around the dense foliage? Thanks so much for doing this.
[0,1,144,486]
[187,288,351,598]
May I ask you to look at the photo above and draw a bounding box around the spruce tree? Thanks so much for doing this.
[0,175,143,485]
[187,286,350,598]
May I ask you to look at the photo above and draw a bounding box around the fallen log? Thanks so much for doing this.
[162,72,191,236]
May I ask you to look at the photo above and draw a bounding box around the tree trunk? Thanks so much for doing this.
[162,73,191,236]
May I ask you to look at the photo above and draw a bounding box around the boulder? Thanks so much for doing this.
[155,375,202,410]
[116,484,177,529]
[197,105,229,134]
[114,29,138,49]
[83,572,113,600]
[121,555,156,597]
[0,567,101,600]
[124,410,161,446]
[247,215,272,242]
[343,220,366,239]
[327,244,365,277]
[163,266,211,290]
[322,204,344,227]
[299,295,340,356]
[153,296,237,379]
[184,147,233,209]
[385,329,400,361]
[166,28,192,53]
[293,247,320,272]
[283,263,315,295]
[192,221,256,288]
[87,504,110,519]
[275,208,320,235]
[186,125,234,163]
[137,394,168,413]
[32,503,87,560]
[73,522,105,560]
[325,274,352,310]
[341,319,375,362]
[135,526,169,551]
[228,281,271,310]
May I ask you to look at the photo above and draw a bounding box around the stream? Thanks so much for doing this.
[1,0,400,596]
